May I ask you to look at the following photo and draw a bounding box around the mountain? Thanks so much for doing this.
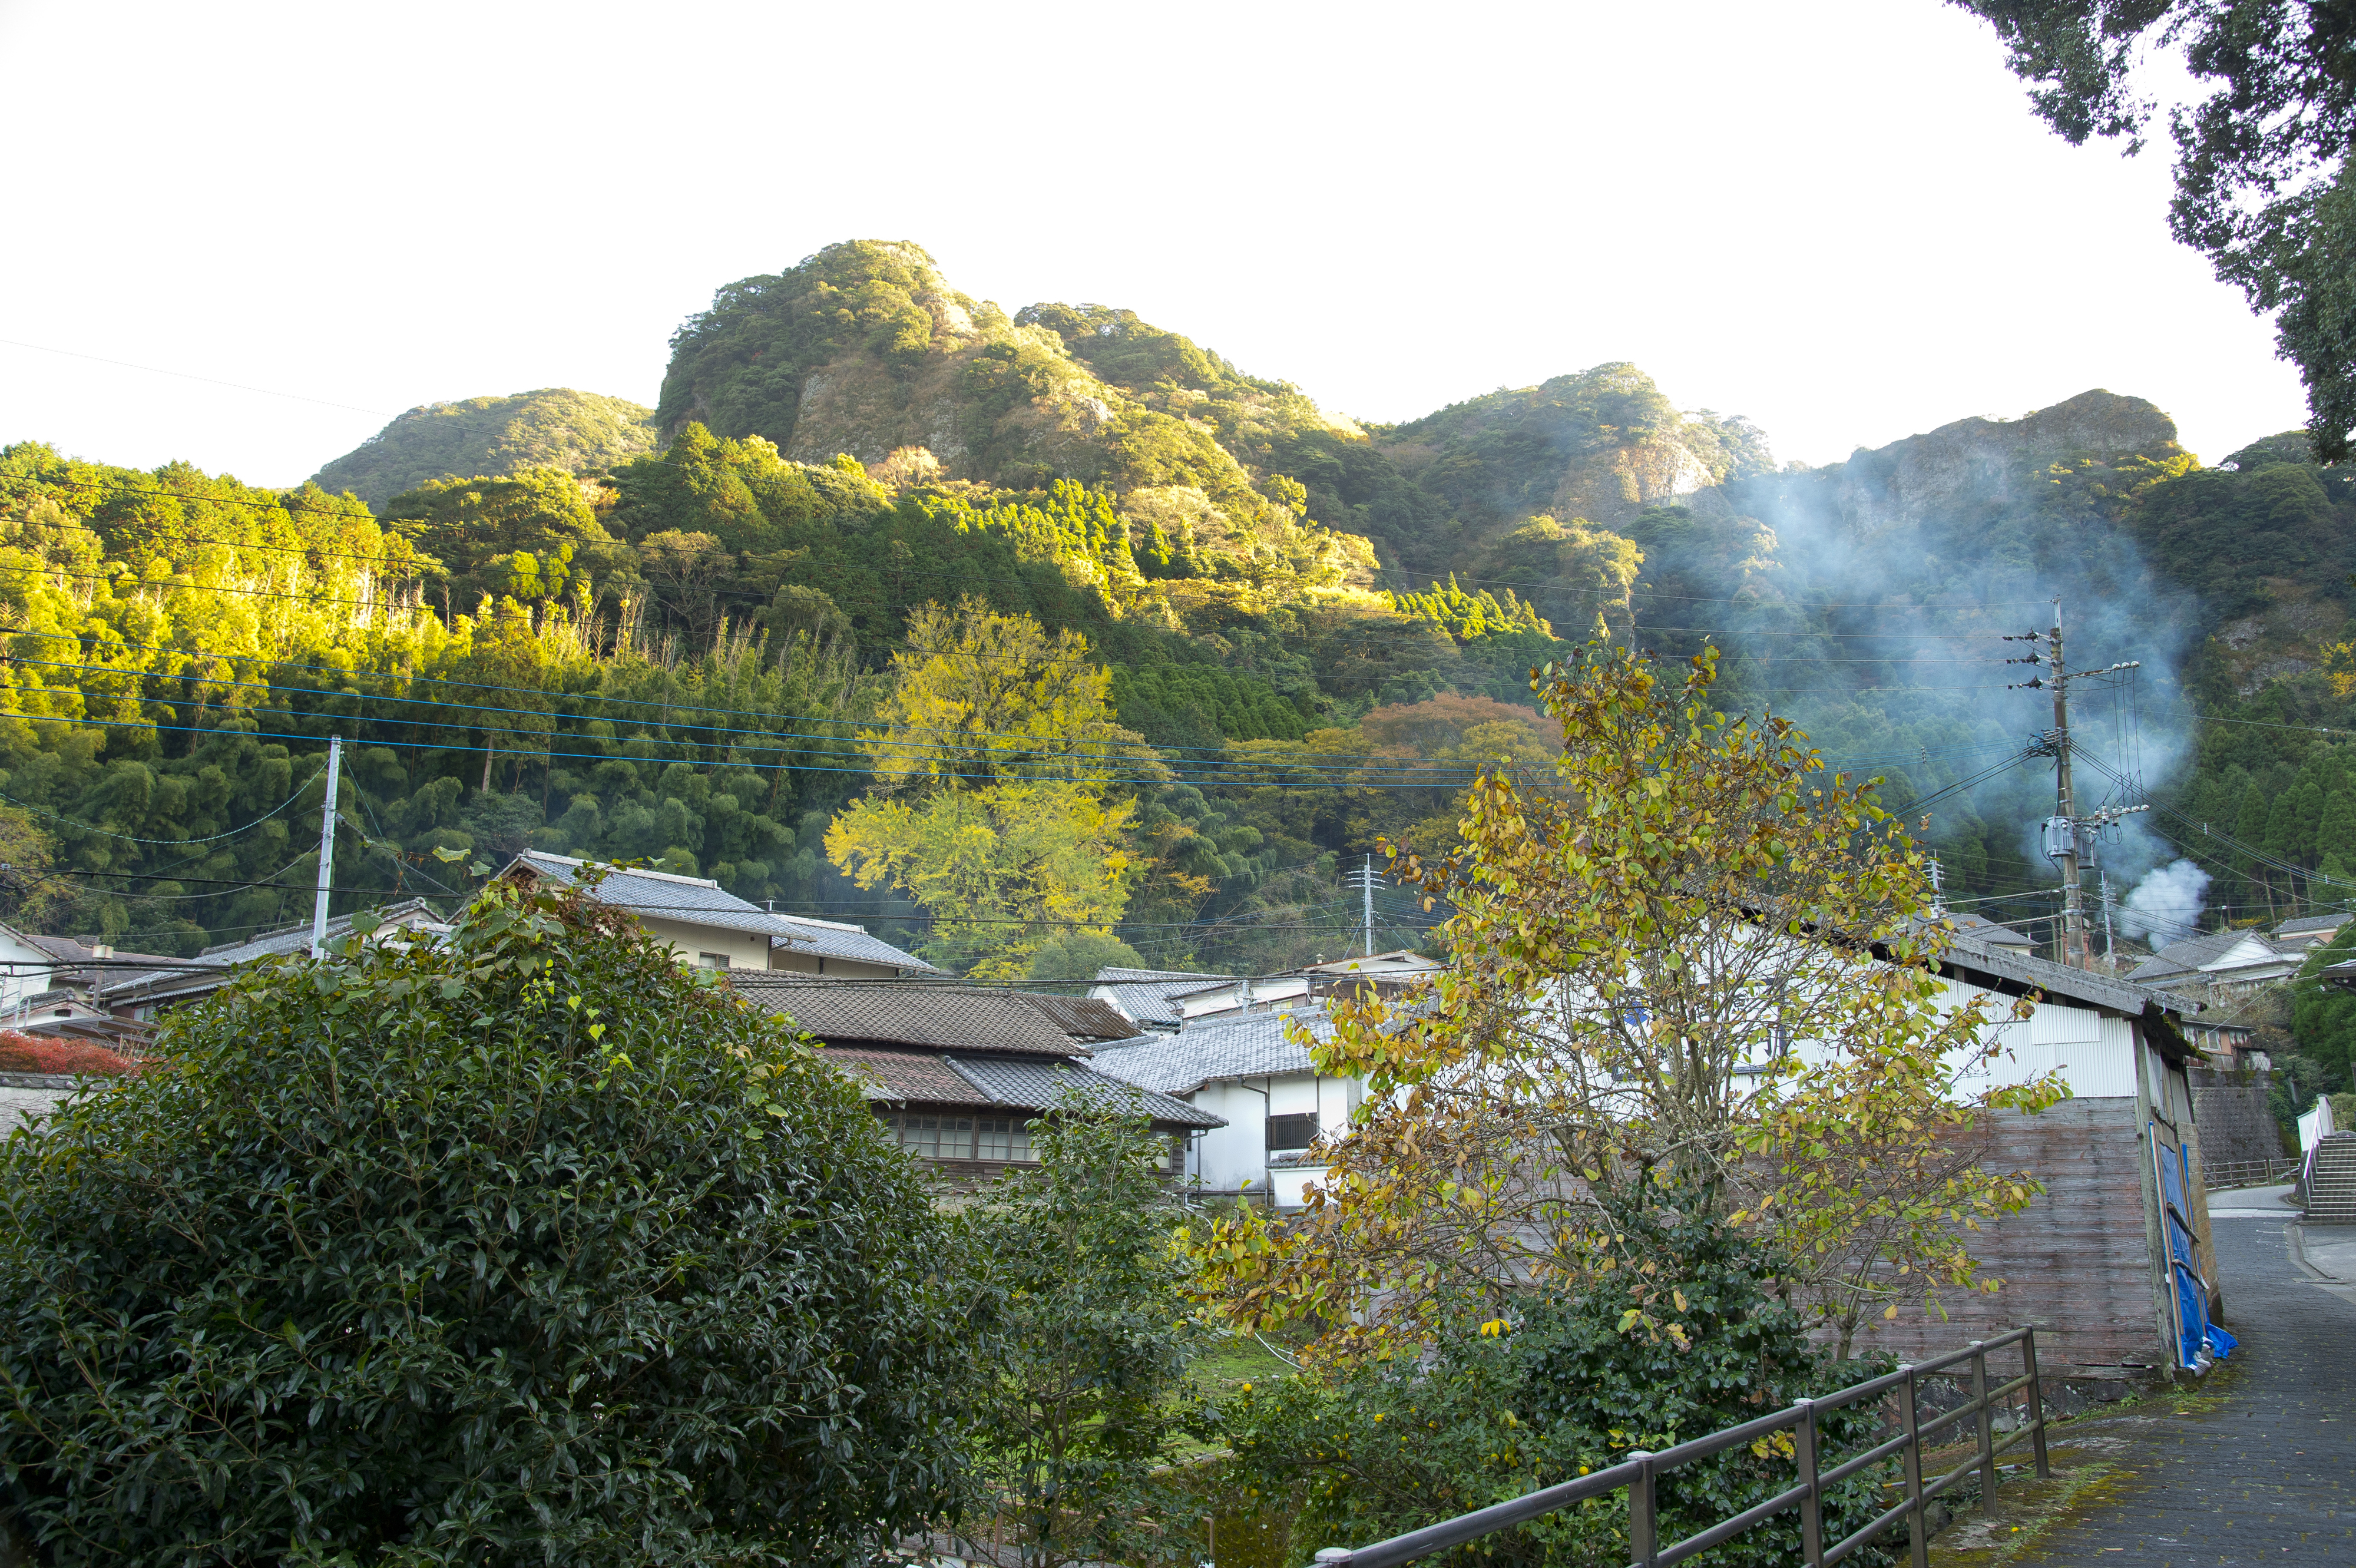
[312,388,657,507]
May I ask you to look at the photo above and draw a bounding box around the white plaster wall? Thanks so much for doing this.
[1187,1070,1361,1200]
[639,917,772,972]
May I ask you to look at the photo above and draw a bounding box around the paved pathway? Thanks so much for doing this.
[2007,1187,2356,1564]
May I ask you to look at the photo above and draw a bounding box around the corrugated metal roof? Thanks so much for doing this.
[1088,1007,1335,1096]
[730,978,1085,1057]
[1944,931,2195,1018]
[945,1053,1223,1128]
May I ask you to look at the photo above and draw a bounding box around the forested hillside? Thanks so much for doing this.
[6,239,2355,1017]
[310,389,657,507]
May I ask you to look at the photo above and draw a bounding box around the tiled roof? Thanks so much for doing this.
[820,1046,981,1104]
[1017,994,1147,1043]
[98,899,446,1005]
[1089,1007,1335,1096]
[2276,912,2350,936]
[945,1053,1223,1128]
[1091,966,1235,1029]
[730,978,1086,1057]
[507,852,796,938]
[507,852,935,972]
[2123,929,2293,983]
[768,915,942,974]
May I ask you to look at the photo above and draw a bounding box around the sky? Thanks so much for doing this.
[0,0,2309,488]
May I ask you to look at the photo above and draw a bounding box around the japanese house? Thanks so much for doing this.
[727,976,1222,1186]
[499,853,939,977]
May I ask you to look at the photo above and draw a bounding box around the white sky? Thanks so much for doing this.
[0,0,2307,488]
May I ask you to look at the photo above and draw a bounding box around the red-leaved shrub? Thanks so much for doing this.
[0,1031,142,1076]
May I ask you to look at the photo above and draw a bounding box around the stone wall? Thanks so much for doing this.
[0,1072,74,1137]
[2190,1066,2285,1168]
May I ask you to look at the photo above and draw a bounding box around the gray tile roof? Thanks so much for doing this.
[1091,966,1236,1029]
[507,853,935,972]
[1089,1007,1336,1096]
[2276,912,2350,937]
[767,914,942,974]
[730,978,1087,1057]
[944,1053,1223,1129]
[1016,994,1147,1043]
[2122,929,2293,983]
[821,1046,982,1104]
[98,899,446,1005]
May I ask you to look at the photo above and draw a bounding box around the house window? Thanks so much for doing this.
[696,952,730,970]
[889,1113,977,1159]
[1266,1113,1319,1152]
[977,1116,1037,1162]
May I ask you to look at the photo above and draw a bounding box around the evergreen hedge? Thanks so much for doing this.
[0,885,968,1566]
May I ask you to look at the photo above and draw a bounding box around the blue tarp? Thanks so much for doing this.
[2154,1134,2210,1368]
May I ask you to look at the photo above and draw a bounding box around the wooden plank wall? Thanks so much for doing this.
[1847,1097,2166,1378]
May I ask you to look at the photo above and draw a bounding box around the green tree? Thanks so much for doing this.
[1951,0,2356,458]
[1222,1196,1896,1568]
[2291,921,2356,1092]
[0,880,969,1565]
[380,467,629,610]
[1027,929,1148,984]
[964,1097,1210,1568]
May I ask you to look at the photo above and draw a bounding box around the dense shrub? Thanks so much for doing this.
[1222,1199,1897,1567]
[0,885,970,1566]
[962,1099,1212,1568]
[0,1033,143,1076]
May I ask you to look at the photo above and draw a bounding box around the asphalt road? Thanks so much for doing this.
[2013,1191,2355,1564]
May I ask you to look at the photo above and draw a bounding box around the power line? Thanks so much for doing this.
[0,338,396,416]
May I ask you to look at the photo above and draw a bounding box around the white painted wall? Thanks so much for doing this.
[0,925,58,1015]
[1186,1070,1358,1202]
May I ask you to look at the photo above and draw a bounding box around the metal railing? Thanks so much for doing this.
[2202,1155,2301,1190]
[1309,1325,2050,1568]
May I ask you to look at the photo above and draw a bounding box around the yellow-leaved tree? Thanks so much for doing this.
[1190,642,2066,1362]
[826,599,1154,978]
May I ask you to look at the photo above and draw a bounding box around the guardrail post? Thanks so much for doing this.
[1627,1450,1658,1567]
[1970,1341,1996,1513]
[2022,1326,2051,1480]
[1794,1397,1824,1567]
[1898,1365,1929,1568]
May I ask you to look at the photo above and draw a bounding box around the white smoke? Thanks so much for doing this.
[2115,859,2209,945]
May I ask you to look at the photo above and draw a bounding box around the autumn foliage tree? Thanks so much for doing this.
[1192,643,2065,1361]
[828,598,1154,977]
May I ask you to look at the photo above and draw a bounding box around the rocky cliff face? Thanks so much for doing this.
[1731,389,2184,541]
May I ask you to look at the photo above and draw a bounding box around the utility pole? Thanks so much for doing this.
[310,735,343,958]
[2049,601,2089,968]
[1928,855,1944,919]
[1346,854,1378,958]
[2100,867,2116,966]
[2011,607,2149,971]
